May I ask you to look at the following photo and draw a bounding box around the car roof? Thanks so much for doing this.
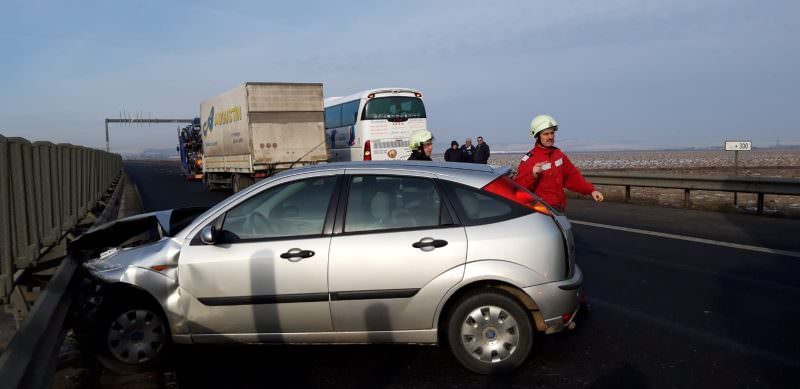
[281,160,497,174]
[274,161,508,188]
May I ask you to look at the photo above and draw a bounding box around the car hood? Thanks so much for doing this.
[69,207,207,254]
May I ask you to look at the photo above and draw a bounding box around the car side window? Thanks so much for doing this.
[441,181,528,226]
[344,175,445,233]
[220,176,337,242]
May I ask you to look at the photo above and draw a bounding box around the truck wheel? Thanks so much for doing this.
[232,174,241,193]
[203,174,215,190]
[232,174,254,193]
[446,290,533,375]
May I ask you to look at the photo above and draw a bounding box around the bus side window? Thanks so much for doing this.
[325,105,342,129]
[341,101,359,127]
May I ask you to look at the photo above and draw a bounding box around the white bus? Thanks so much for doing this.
[324,88,428,161]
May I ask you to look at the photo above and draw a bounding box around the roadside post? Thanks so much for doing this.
[725,140,752,206]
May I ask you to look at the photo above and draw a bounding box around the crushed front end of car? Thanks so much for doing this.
[69,207,208,367]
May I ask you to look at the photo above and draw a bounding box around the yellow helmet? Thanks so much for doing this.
[530,114,559,138]
[408,130,434,151]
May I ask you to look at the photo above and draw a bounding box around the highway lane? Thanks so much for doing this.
[121,160,800,388]
[124,160,229,211]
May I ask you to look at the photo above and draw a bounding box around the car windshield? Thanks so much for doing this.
[362,96,426,120]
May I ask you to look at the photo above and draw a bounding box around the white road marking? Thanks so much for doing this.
[571,220,800,258]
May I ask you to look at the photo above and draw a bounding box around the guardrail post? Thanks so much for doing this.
[58,144,76,229]
[757,193,764,214]
[33,142,60,247]
[77,147,88,218]
[625,186,631,202]
[8,138,40,268]
[684,189,691,208]
[0,135,10,300]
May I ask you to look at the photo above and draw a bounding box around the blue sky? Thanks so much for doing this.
[1,0,798,152]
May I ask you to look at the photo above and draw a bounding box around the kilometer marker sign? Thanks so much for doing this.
[725,140,751,205]
[725,141,752,151]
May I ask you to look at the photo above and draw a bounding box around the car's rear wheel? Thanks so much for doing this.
[447,290,533,374]
[94,301,169,374]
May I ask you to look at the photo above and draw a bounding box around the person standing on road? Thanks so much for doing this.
[408,130,434,161]
[473,136,490,164]
[514,115,603,211]
[460,138,476,162]
[444,140,465,162]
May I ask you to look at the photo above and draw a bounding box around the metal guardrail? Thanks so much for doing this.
[0,135,122,303]
[584,172,800,213]
[0,255,80,389]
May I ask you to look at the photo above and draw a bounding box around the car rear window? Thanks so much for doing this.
[344,175,450,233]
[440,180,529,226]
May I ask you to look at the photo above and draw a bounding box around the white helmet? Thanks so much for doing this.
[408,130,434,151]
[530,115,558,139]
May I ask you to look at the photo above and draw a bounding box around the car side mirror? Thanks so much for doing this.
[200,225,216,245]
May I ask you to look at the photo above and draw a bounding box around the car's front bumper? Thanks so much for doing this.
[523,265,583,334]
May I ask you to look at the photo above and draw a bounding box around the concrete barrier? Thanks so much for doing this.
[0,135,121,302]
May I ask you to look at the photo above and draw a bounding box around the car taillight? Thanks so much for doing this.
[363,140,372,161]
[482,176,552,216]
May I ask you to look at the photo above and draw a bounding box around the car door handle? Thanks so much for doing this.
[280,248,315,261]
[412,238,448,249]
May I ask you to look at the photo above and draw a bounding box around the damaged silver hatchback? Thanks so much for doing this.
[74,161,583,375]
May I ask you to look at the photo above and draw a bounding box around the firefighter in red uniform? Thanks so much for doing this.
[514,114,604,211]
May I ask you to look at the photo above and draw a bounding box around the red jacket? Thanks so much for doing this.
[513,144,595,211]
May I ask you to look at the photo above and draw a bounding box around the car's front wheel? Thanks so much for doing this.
[447,290,534,374]
[94,301,169,373]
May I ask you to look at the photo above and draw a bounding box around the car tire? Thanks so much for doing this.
[93,300,170,374]
[446,289,534,375]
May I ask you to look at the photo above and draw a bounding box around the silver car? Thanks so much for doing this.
[76,161,583,374]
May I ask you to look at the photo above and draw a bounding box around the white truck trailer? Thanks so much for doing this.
[200,82,328,192]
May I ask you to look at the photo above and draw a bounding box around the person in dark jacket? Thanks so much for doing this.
[444,140,464,162]
[408,129,434,161]
[460,138,476,162]
[473,136,490,164]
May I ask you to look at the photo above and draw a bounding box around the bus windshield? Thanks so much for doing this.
[362,97,426,120]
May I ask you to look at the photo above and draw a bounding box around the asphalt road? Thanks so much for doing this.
[121,160,800,388]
